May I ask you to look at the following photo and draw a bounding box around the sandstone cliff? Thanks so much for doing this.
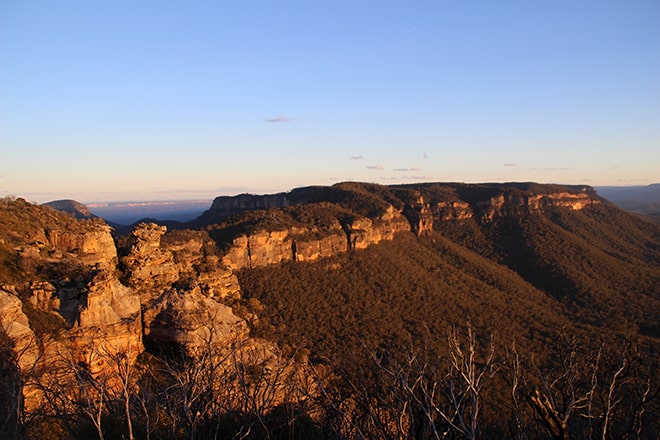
[121,223,241,302]
[0,287,39,372]
[143,286,248,356]
[120,223,179,303]
[206,182,600,270]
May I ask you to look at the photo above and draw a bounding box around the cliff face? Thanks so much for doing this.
[0,287,39,372]
[210,183,600,269]
[122,223,241,301]
[142,286,248,356]
[0,209,144,408]
[210,193,293,217]
[473,191,598,221]
[398,185,599,231]
[220,206,411,270]
[119,223,245,353]
[45,227,118,267]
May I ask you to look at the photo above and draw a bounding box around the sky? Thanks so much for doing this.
[1,0,659,203]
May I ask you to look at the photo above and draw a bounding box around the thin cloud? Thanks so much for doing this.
[266,115,295,123]
[504,163,518,167]
[528,167,573,171]
[423,152,428,159]
[616,178,650,184]
[381,174,432,181]
[351,155,364,160]
[366,165,384,170]
[394,167,420,172]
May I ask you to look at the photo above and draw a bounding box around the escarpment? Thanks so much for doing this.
[208,182,600,269]
[218,204,411,270]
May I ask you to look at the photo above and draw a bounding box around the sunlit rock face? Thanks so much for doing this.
[219,207,411,270]
[122,223,242,302]
[28,269,145,374]
[221,223,349,270]
[143,286,248,356]
[0,202,145,377]
[474,191,599,222]
[74,270,141,328]
[392,183,599,227]
[0,287,39,372]
[216,184,600,268]
[121,223,179,304]
[45,226,118,268]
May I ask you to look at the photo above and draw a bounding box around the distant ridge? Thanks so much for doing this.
[86,199,212,225]
[596,183,660,218]
[42,199,97,220]
[189,181,599,228]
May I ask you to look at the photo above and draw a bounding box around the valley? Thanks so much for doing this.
[1,181,659,439]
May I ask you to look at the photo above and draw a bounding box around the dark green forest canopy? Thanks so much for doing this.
[238,199,660,368]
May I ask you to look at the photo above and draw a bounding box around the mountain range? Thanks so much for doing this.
[1,181,659,439]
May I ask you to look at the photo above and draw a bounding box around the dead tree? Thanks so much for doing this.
[507,335,660,440]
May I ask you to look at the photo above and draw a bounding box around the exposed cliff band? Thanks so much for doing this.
[209,183,599,270]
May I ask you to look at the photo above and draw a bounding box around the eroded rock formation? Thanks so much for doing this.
[45,226,118,267]
[143,286,248,356]
[121,223,179,303]
[213,183,600,269]
[0,287,39,372]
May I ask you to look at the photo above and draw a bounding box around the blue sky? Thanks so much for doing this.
[1,0,659,202]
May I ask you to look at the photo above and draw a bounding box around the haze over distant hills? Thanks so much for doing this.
[85,199,212,224]
[596,184,660,218]
[44,183,660,227]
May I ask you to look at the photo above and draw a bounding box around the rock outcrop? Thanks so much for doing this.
[220,206,411,270]
[45,226,118,267]
[222,225,347,270]
[121,223,179,303]
[143,286,248,355]
[119,223,247,353]
[473,191,598,221]
[122,223,242,301]
[0,287,39,372]
[208,193,294,219]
